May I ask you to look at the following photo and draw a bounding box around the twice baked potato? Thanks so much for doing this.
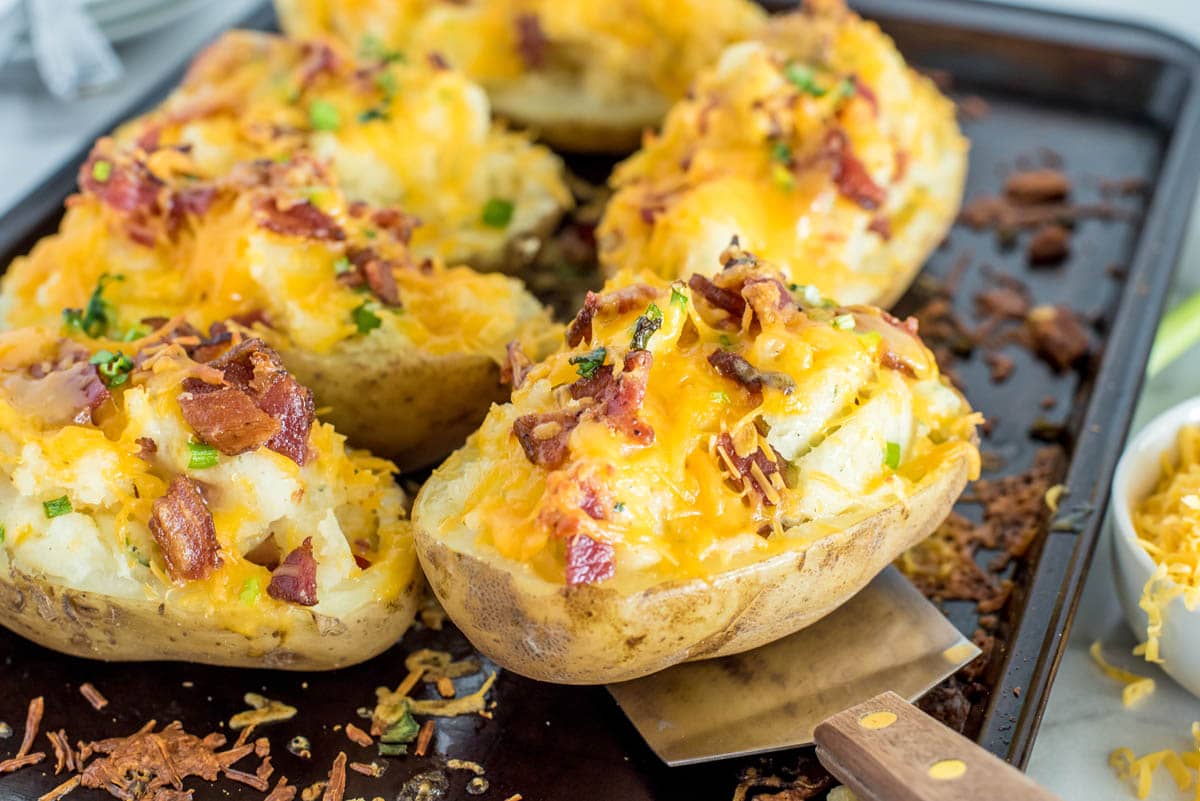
[598,0,968,307]
[116,29,572,272]
[413,245,981,683]
[275,0,767,152]
[0,325,419,669]
[0,143,560,470]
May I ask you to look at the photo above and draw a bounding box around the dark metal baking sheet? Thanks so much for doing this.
[1,1,1199,799]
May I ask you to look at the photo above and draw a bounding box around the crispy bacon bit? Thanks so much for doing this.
[1004,169,1071,204]
[267,538,319,607]
[2,696,46,775]
[868,215,892,239]
[266,777,298,801]
[974,285,1030,320]
[371,207,418,244]
[254,197,344,241]
[226,766,270,791]
[514,12,548,69]
[166,186,219,237]
[880,349,918,378]
[565,534,615,586]
[255,372,316,465]
[829,130,886,209]
[349,761,385,778]
[46,729,74,775]
[79,148,161,217]
[500,341,533,389]
[716,433,786,504]
[881,310,920,336]
[150,477,221,583]
[1027,305,1090,371]
[344,724,373,748]
[427,51,450,71]
[707,349,795,396]
[179,383,280,456]
[513,410,580,470]
[1027,223,1071,265]
[688,274,746,320]
[414,721,435,758]
[298,41,340,90]
[79,683,108,711]
[322,752,348,801]
[570,351,655,445]
[565,285,658,346]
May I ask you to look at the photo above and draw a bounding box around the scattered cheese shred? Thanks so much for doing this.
[1089,641,1156,707]
[1110,745,1196,800]
[1131,424,1200,665]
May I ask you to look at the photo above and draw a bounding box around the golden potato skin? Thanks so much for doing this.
[0,565,422,671]
[414,436,973,684]
[275,338,511,473]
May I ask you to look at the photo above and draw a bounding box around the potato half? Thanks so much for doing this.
[0,327,419,669]
[0,144,560,470]
[116,29,572,272]
[598,0,968,307]
[413,247,981,683]
[275,0,767,152]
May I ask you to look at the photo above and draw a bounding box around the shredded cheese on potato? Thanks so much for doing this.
[1130,425,1200,665]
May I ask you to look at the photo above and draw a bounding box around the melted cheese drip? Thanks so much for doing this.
[597,7,966,304]
[448,271,979,585]
[0,327,414,636]
[116,30,571,268]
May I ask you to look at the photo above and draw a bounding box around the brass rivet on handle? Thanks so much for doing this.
[858,711,898,730]
[928,758,968,780]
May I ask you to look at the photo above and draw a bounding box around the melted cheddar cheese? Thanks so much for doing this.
[116,29,571,269]
[0,327,414,636]
[278,0,765,128]
[597,1,967,305]
[434,255,980,587]
[0,145,558,362]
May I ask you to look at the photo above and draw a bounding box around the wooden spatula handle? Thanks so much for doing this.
[814,691,1061,801]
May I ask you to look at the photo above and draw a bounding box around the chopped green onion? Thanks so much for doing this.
[771,163,796,191]
[711,391,731,405]
[718,334,733,347]
[63,273,123,338]
[334,256,353,274]
[670,285,688,308]
[885,441,901,470]
[631,304,663,350]
[770,141,793,165]
[376,71,398,99]
[794,284,823,307]
[377,743,408,757]
[613,501,626,513]
[833,313,856,330]
[187,440,219,470]
[91,160,112,183]
[784,62,827,96]
[43,496,72,519]
[127,541,150,568]
[0,524,6,544]
[90,350,134,387]
[381,710,420,744]
[239,578,260,605]
[836,77,857,100]
[358,34,405,63]
[121,323,151,342]
[358,107,389,123]
[308,99,341,131]
[858,330,883,349]
[481,198,515,228]
[352,303,383,335]
[569,347,607,379]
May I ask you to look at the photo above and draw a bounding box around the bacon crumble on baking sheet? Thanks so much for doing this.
[78,684,108,711]
[149,476,222,583]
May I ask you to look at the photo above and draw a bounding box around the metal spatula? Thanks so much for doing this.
[609,567,1062,799]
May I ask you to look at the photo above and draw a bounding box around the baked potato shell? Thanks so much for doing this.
[413,434,973,685]
[0,560,421,671]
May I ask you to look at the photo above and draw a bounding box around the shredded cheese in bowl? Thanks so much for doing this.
[1130,424,1200,665]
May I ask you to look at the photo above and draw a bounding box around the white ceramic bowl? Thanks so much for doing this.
[1111,394,1200,697]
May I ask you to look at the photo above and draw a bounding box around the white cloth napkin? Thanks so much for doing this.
[19,0,124,99]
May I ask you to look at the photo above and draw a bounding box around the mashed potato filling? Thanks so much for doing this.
[597,1,966,305]
[434,252,980,586]
[0,327,414,637]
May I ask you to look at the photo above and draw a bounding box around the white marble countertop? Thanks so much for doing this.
[0,1,1199,799]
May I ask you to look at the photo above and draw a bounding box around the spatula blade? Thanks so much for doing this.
[607,567,978,766]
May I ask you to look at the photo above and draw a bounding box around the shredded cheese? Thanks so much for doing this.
[1130,425,1200,665]
[1089,641,1156,707]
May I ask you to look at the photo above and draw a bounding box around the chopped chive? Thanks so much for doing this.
[858,330,883,348]
[63,273,123,338]
[377,743,408,757]
[885,441,901,470]
[0,524,6,544]
[91,160,112,183]
[569,347,607,379]
[376,70,398,99]
[187,440,219,470]
[381,711,420,744]
[631,304,663,350]
[670,285,688,307]
[352,303,383,335]
[613,501,626,513]
[121,323,151,342]
[90,350,134,387]
[239,578,260,605]
[833,313,856,330]
[771,162,796,192]
[711,391,731,405]
[481,198,515,228]
[43,496,72,519]
[784,62,827,96]
[770,141,792,165]
[308,99,341,131]
[718,334,733,347]
[795,284,823,307]
[358,107,389,123]
[334,256,353,274]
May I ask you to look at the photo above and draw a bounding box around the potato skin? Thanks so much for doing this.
[489,82,666,154]
[274,338,511,474]
[0,564,421,671]
[414,438,973,685]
